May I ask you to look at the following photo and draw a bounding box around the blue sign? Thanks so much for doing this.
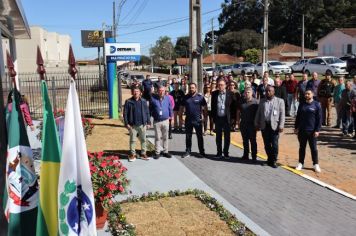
[106,55,141,62]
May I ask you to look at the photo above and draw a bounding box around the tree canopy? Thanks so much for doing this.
[216,0,356,51]
[150,36,174,64]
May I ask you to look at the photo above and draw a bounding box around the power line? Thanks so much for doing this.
[120,0,141,23]
[125,0,149,25]
[119,8,223,36]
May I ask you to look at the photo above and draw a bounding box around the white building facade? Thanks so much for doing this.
[2,26,71,73]
[317,28,356,58]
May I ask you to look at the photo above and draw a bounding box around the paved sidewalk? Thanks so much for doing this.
[147,130,356,236]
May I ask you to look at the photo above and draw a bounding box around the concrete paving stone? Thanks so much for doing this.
[151,129,356,236]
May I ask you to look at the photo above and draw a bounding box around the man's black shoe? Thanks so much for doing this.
[224,153,230,159]
[271,162,278,168]
[163,152,173,158]
[197,153,205,158]
[153,153,160,159]
[182,152,190,158]
[241,155,249,160]
[215,153,223,159]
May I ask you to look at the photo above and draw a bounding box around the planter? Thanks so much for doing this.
[95,202,108,229]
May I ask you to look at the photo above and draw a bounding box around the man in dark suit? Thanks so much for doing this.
[211,79,237,158]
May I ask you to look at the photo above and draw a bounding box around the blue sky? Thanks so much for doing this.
[21,0,224,59]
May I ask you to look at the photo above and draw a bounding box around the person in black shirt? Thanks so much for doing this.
[170,82,185,132]
[236,87,259,162]
[294,89,322,173]
[142,74,153,101]
[274,77,288,112]
[181,83,207,158]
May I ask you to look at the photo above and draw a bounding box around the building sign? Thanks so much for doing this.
[105,43,141,62]
[81,30,112,48]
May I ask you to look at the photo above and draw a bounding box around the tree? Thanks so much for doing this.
[174,36,189,58]
[136,55,151,66]
[150,36,174,64]
[216,29,262,56]
[218,0,356,50]
[243,48,261,64]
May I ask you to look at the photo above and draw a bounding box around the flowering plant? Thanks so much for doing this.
[88,152,129,208]
[36,109,94,141]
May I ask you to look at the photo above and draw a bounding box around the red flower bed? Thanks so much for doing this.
[88,152,129,208]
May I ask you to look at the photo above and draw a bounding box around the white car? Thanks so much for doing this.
[218,65,233,74]
[291,59,308,73]
[232,62,255,75]
[204,67,215,77]
[254,61,291,75]
[303,57,348,76]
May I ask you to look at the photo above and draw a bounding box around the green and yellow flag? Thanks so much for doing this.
[36,80,61,235]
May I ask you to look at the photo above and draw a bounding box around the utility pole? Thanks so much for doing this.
[301,14,305,59]
[211,18,216,69]
[189,0,203,93]
[113,1,116,40]
[150,44,154,73]
[262,0,269,74]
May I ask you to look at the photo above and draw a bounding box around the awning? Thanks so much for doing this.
[0,0,30,39]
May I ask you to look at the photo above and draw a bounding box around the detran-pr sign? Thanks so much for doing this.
[105,43,141,62]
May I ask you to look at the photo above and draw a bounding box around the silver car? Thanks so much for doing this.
[303,57,347,76]
[291,59,308,73]
[232,62,255,75]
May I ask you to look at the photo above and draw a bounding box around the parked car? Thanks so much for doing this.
[204,67,215,77]
[340,54,356,61]
[217,65,233,74]
[303,56,347,76]
[346,57,356,76]
[232,62,255,75]
[291,59,308,73]
[254,61,291,75]
[126,74,145,88]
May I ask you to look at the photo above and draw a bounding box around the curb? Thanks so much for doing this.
[229,140,356,201]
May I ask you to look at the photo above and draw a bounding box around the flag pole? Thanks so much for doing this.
[68,45,77,80]
[36,46,46,81]
[6,51,17,90]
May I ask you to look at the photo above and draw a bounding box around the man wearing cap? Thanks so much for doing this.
[317,73,335,126]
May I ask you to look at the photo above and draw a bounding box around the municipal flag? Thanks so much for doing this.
[58,79,96,236]
[3,89,38,235]
[36,80,62,235]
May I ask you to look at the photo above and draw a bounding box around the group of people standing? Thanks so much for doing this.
[123,71,356,173]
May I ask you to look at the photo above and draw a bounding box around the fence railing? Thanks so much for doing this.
[2,72,108,119]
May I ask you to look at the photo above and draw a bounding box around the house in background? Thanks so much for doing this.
[317,28,356,57]
[268,43,317,62]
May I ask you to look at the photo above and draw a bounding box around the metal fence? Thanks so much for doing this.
[2,72,108,119]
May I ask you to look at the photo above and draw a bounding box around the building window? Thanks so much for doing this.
[347,44,352,54]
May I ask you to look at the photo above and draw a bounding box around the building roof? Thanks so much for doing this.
[176,57,189,66]
[336,28,356,37]
[268,43,317,61]
[0,0,30,39]
[269,43,315,54]
[203,54,241,64]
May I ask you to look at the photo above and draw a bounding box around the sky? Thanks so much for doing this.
[21,0,224,60]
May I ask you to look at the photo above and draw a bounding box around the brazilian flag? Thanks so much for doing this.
[36,80,62,235]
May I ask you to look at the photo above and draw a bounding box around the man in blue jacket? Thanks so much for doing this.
[294,89,322,173]
[123,87,151,162]
[150,85,173,159]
